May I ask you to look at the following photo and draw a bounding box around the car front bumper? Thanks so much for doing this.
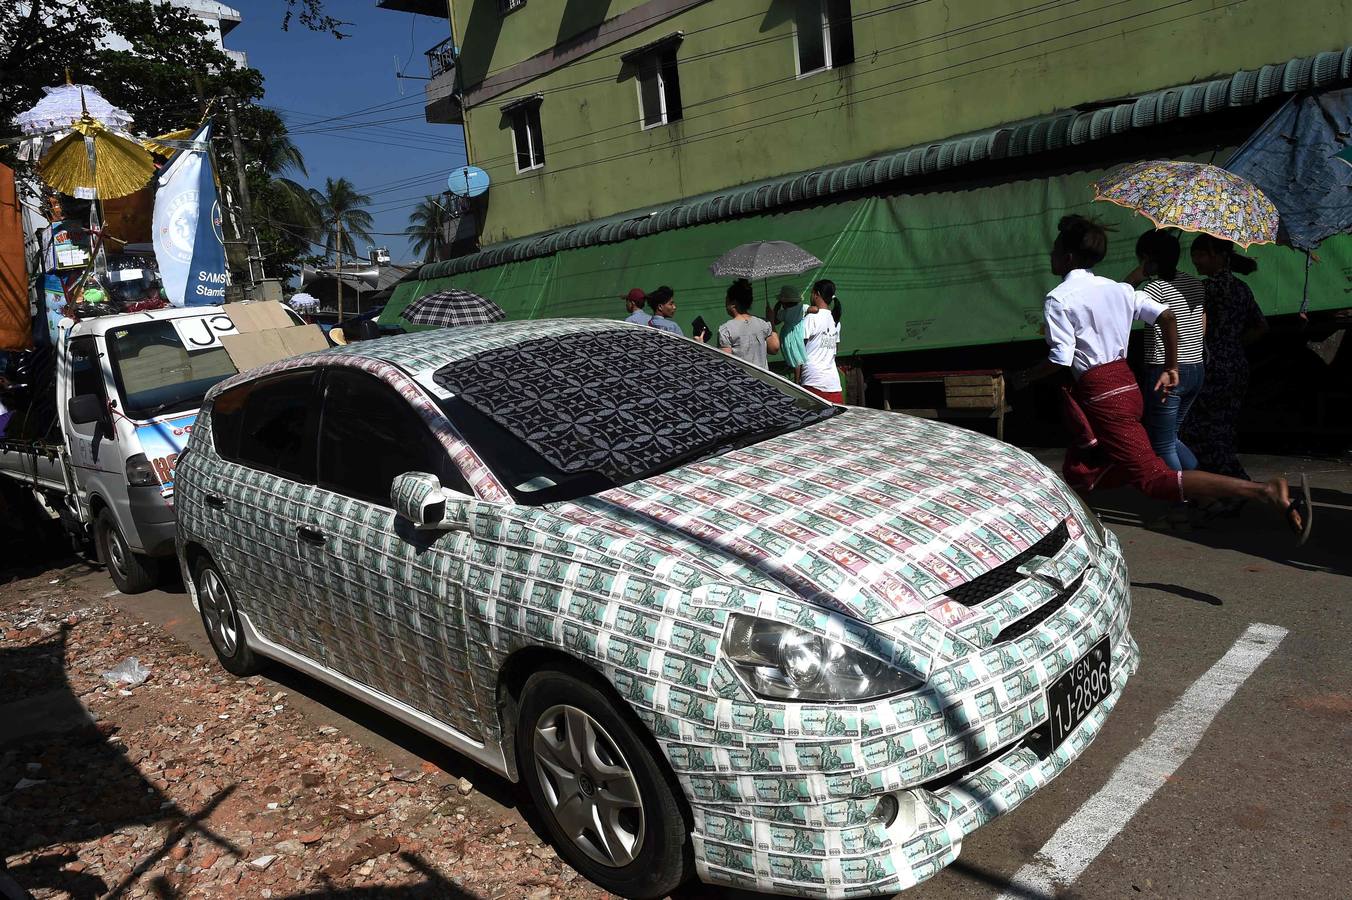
[679,539,1137,898]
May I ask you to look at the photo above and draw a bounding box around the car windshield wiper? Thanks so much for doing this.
[130,396,200,420]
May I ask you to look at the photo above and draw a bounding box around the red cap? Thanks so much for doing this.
[624,288,646,303]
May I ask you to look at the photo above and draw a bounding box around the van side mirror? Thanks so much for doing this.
[391,471,466,530]
[68,394,106,425]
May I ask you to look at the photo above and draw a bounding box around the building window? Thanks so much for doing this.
[506,98,545,172]
[499,0,525,15]
[795,0,855,76]
[636,46,683,128]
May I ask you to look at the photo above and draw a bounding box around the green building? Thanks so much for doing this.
[377,1,1352,366]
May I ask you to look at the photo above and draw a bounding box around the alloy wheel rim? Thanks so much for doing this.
[532,704,645,868]
[200,569,238,657]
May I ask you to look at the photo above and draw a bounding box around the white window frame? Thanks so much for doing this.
[794,0,851,79]
[507,101,544,173]
[635,54,673,129]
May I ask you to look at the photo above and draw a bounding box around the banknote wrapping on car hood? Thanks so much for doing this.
[560,407,1073,625]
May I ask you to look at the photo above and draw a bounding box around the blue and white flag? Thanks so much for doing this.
[153,121,228,307]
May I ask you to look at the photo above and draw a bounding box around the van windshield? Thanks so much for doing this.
[106,320,238,420]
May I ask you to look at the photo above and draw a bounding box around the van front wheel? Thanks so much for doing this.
[95,509,158,594]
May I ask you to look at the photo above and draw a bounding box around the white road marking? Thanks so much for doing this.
[996,622,1287,900]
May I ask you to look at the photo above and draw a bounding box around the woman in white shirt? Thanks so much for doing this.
[800,279,843,403]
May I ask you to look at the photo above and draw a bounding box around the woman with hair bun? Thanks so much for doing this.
[1180,234,1269,485]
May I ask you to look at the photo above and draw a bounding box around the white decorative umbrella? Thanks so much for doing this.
[287,292,320,311]
[15,83,134,135]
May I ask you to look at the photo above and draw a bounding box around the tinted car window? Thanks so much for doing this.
[318,368,470,505]
[211,370,319,481]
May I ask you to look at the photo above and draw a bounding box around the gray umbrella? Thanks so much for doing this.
[708,241,822,279]
[400,288,506,327]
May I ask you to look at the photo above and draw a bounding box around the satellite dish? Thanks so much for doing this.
[447,166,490,198]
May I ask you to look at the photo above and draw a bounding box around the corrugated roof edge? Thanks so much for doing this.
[417,46,1352,282]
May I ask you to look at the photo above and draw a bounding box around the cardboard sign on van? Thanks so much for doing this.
[220,301,328,372]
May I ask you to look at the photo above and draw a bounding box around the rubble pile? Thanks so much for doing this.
[0,570,611,899]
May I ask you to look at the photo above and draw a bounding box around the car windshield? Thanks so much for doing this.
[433,328,841,503]
[106,319,238,419]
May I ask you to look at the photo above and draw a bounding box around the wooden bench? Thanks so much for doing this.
[874,369,1011,441]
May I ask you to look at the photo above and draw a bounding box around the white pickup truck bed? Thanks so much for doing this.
[0,439,68,493]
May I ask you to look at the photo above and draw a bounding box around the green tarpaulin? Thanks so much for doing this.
[383,162,1352,355]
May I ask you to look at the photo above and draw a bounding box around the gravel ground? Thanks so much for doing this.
[0,566,613,900]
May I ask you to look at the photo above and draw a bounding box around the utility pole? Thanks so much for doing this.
[222,89,260,293]
[336,220,344,323]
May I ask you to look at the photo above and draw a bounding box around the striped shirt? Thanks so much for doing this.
[1143,273,1206,366]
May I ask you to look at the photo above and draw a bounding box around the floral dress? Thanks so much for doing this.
[1179,270,1266,479]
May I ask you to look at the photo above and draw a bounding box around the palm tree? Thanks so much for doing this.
[310,177,375,261]
[405,195,453,263]
[245,112,323,278]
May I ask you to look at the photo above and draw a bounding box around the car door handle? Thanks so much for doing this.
[204,494,226,510]
[297,526,327,546]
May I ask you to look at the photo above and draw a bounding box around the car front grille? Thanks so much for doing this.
[994,572,1086,644]
[944,520,1070,608]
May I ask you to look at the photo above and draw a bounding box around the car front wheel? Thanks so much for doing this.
[515,670,691,899]
[95,509,158,594]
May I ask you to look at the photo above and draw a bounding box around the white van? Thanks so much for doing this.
[0,303,301,592]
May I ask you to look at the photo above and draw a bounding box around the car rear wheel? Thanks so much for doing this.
[194,556,262,676]
[515,670,691,899]
[95,509,158,594]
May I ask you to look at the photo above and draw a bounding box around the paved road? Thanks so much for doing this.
[45,452,1352,899]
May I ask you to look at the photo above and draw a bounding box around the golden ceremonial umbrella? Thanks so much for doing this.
[38,112,155,200]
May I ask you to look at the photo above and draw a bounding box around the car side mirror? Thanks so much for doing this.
[391,471,466,530]
[68,394,106,425]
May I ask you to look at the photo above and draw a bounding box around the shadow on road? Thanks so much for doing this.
[1131,581,1223,606]
[1092,483,1352,577]
[0,626,242,900]
[257,662,521,811]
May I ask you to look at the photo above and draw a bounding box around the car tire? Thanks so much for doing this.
[193,555,262,676]
[95,508,158,594]
[515,669,691,899]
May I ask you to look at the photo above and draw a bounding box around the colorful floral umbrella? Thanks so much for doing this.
[1093,160,1279,248]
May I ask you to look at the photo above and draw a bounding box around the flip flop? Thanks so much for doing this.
[1286,474,1314,546]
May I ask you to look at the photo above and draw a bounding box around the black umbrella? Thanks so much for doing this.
[400,288,506,328]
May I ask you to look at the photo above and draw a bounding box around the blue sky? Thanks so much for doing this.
[227,2,467,264]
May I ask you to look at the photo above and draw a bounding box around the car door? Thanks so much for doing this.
[297,366,485,742]
[204,369,328,663]
[64,335,117,491]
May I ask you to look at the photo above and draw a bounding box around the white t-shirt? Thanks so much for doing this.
[800,308,842,392]
[1044,269,1169,377]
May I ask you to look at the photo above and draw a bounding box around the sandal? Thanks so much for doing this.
[1287,474,1314,546]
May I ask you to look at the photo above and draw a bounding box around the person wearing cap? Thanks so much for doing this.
[768,284,808,382]
[622,288,649,324]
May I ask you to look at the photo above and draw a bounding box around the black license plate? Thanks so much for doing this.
[1045,637,1113,751]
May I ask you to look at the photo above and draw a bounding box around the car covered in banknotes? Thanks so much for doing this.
[174,319,1137,899]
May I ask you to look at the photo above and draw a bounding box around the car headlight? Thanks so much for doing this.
[1069,491,1108,550]
[722,614,921,702]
